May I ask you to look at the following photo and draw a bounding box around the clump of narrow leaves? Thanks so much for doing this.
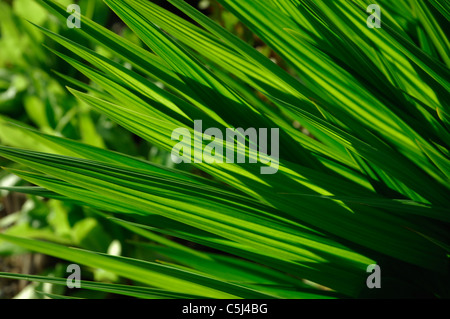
[0,0,449,298]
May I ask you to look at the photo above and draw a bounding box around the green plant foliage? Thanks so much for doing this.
[0,0,449,299]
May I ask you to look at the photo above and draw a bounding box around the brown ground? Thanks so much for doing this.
[0,192,48,299]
